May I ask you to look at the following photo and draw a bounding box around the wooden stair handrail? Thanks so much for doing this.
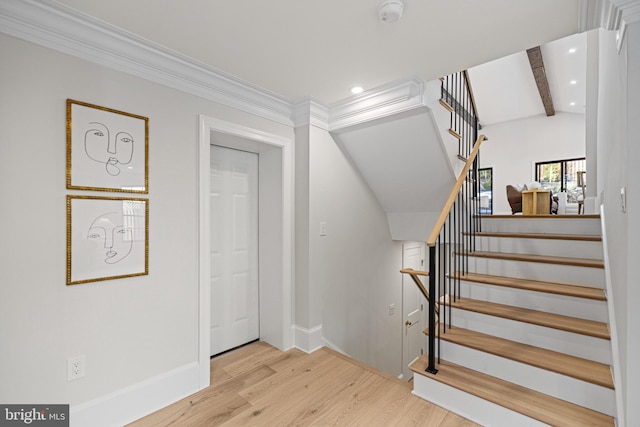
[427,134,487,247]
[400,268,439,316]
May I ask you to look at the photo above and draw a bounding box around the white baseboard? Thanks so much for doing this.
[293,324,323,353]
[320,335,348,356]
[70,362,201,427]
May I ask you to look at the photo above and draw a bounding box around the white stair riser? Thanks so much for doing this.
[439,342,616,416]
[481,217,601,235]
[459,281,609,322]
[474,236,603,259]
[444,308,612,364]
[467,257,605,288]
[412,376,548,427]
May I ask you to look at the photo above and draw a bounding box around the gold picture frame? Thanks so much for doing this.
[67,195,149,285]
[66,99,149,193]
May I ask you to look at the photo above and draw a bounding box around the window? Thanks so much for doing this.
[535,157,585,203]
[478,167,492,215]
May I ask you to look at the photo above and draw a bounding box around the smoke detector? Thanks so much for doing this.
[379,1,404,23]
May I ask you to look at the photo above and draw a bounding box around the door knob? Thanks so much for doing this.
[405,320,413,326]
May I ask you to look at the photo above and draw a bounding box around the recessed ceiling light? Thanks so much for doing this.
[569,48,576,53]
[570,102,576,106]
[570,80,577,85]
[351,86,364,94]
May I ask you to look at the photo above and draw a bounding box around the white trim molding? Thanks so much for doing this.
[292,97,330,130]
[293,324,324,354]
[580,0,640,33]
[600,206,626,427]
[198,115,295,386]
[328,76,429,132]
[0,0,295,126]
[0,0,439,131]
[70,362,200,427]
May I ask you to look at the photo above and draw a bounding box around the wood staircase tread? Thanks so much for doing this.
[426,325,613,388]
[448,297,610,339]
[467,250,604,268]
[448,128,462,139]
[471,231,601,241]
[482,214,600,219]
[439,98,454,112]
[454,272,606,301]
[410,355,615,427]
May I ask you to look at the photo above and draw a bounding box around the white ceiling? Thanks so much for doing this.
[55,0,584,107]
[468,32,587,125]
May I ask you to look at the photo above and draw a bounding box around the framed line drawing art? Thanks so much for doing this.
[67,99,148,193]
[67,195,149,285]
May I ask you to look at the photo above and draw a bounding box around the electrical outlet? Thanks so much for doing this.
[68,355,85,381]
[388,304,395,315]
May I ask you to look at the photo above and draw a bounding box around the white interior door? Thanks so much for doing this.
[210,145,259,356]
[402,242,427,380]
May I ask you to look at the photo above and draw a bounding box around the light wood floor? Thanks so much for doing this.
[127,341,479,426]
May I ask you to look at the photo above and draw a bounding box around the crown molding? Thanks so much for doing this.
[327,76,429,133]
[612,0,640,25]
[0,1,439,131]
[292,97,330,130]
[0,0,295,126]
[579,0,640,32]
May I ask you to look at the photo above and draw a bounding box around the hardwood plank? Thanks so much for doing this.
[411,356,614,427]
[439,98,454,112]
[449,297,610,339]
[346,382,420,426]
[454,272,606,300]
[237,349,339,404]
[390,397,451,426]
[472,231,601,241]
[221,343,289,377]
[483,214,600,219]
[448,128,462,139]
[129,365,274,427]
[210,341,272,374]
[263,347,306,372]
[229,361,365,425]
[308,370,402,425]
[467,250,604,268]
[320,347,412,389]
[430,325,613,388]
[128,342,480,427]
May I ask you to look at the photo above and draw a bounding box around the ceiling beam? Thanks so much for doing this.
[526,46,555,117]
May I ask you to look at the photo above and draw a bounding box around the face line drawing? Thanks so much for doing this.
[87,211,133,264]
[83,121,135,177]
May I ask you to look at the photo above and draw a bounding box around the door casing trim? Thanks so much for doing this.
[198,115,294,388]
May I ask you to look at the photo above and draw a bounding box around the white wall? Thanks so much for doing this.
[0,33,293,420]
[624,22,640,426]
[480,112,586,214]
[297,124,403,376]
[595,24,640,427]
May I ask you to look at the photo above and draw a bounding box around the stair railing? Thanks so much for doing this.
[440,71,479,160]
[424,135,487,373]
[401,70,483,374]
